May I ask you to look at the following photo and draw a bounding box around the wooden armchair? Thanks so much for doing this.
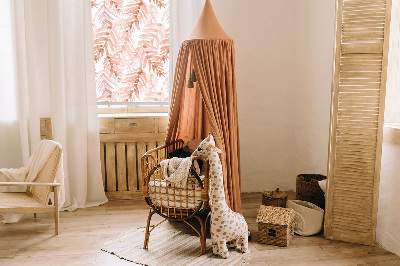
[0,145,62,234]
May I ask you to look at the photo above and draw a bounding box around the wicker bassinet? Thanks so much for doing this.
[141,140,210,254]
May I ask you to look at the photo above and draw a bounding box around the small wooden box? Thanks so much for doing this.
[262,188,287,208]
[256,205,296,247]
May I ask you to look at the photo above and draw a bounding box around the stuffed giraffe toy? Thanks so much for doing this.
[192,134,248,258]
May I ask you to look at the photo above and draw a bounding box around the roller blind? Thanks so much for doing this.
[325,0,392,245]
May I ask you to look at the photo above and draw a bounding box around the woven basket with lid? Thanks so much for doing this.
[262,188,287,208]
[296,174,326,209]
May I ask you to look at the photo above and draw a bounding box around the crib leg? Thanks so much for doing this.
[144,209,155,249]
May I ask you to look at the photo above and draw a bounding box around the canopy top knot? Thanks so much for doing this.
[188,0,231,40]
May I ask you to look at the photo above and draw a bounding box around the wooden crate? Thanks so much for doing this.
[99,115,168,200]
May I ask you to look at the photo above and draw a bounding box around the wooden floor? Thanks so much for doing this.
[1,193,399,266]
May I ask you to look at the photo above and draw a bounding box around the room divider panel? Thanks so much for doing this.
[325,0,392,245]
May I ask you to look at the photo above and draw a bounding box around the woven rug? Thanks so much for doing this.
[102,226,250,265]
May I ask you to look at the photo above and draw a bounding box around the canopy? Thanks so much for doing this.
[166,0,242,212]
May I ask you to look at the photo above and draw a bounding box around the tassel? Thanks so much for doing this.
[191,69,197,82]
[187,77,194,88]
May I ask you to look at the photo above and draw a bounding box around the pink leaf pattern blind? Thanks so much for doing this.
[92,0,169,102]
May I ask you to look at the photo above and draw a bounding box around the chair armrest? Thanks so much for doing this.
[0,182,61,187]
[143,139,184,157]
[142,139,185,162]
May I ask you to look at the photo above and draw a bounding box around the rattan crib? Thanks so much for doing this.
[141,140,210,254]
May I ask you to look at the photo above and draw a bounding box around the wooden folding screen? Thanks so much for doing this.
[325,0,392,245]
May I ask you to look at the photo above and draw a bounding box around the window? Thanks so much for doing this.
[92,0,169,103]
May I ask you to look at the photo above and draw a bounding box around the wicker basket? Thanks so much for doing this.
[296,174,326,209]
[256,205,296,247]
[262,188,287,208]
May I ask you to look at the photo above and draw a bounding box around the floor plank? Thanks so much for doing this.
[0,192,398,265]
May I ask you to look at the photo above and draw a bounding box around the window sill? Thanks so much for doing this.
[98,113,168,118]
[97,104,168,116]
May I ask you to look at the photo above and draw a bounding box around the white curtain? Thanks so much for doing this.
[0,0,107,210]
[0,1,25,169]
[169,0,204,105]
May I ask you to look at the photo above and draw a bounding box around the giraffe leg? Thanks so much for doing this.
[217,241,229,259]
[227,239,237,249]
[238,235,249,253]
[212,241,218,255]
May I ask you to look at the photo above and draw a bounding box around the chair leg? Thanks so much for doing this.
[54,209,59,235]
[193,213,210,255]
[54,186,59,235]
[144,209,155,249]
[34,213,37,218]
[199,217,206,255]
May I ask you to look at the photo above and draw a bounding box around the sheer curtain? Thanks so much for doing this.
[169,0,204,104]
[0,1,25,170]
[0,0,107,211]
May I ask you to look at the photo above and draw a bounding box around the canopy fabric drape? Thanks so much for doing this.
[166,39,242,212]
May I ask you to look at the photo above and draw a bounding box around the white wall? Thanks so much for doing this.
[211,0,335,192]
[377,2,400,256]
[212,0,297,192]
[377,142,400,256]
[294,1,335,178]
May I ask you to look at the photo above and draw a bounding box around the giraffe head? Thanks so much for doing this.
[192,133,222,158]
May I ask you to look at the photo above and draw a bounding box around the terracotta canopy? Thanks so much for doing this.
[166,0,242,212]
